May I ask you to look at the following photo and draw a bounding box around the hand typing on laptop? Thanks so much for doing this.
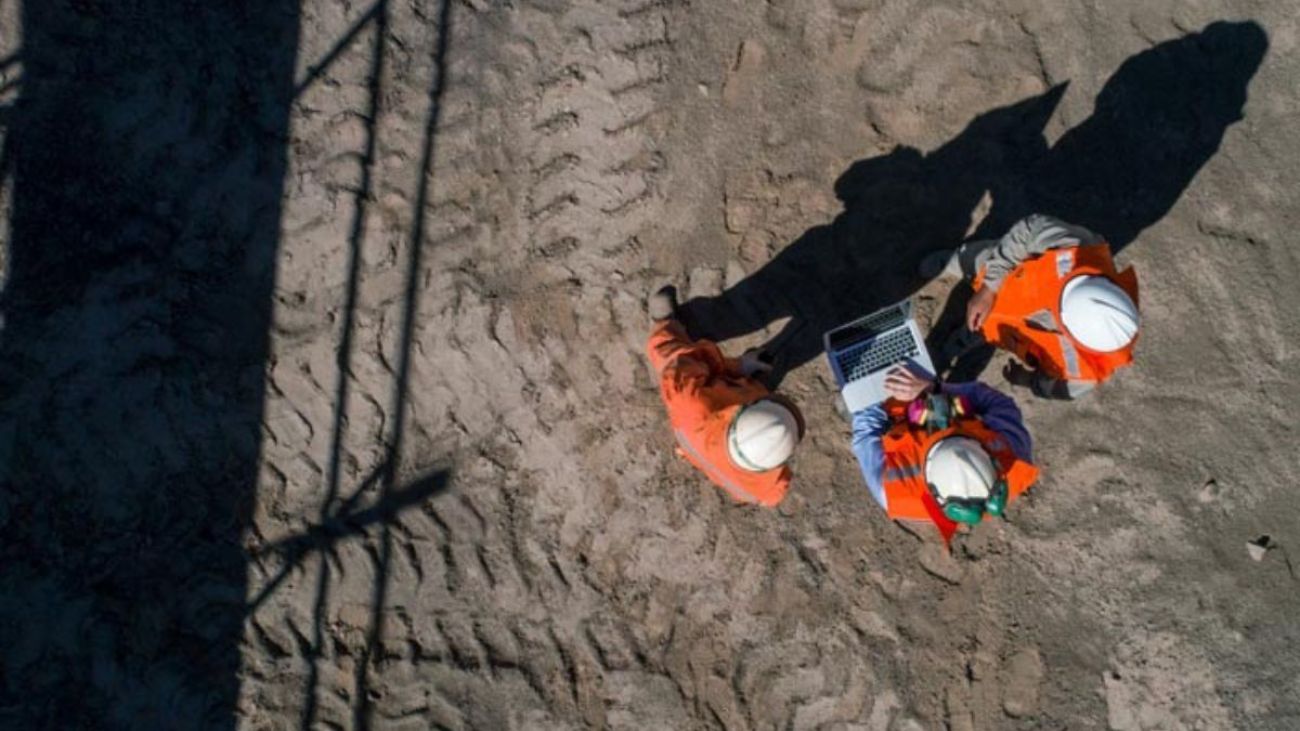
[824,300,936,412]
[884,367,935,402]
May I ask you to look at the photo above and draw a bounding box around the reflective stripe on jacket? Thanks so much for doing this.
[646,321,791,506]
[975,243,1139,384]
[880,401,1039,542]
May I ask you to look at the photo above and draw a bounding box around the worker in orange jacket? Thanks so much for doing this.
[920,214,1140,399]
[852,368,1039,543]
[645,285,804,507]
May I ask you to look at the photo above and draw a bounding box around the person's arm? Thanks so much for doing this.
[647,320,699,374]
[661,355,713,413]
[648,322,726,407]
[938,379,1002,413]
[850,404,892,511]
[939,381,1033,461]
[980,214,1105,292]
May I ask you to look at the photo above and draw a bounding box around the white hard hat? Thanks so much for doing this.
[925,436,997,502]
[1060,275,1139,352]
[728,399,801,472]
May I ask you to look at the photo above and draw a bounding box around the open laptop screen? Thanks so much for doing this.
[827,304,908,350]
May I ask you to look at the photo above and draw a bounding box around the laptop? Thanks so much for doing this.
[824,299,936,413]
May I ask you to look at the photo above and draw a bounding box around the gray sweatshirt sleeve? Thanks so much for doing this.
[981,214,1105,292]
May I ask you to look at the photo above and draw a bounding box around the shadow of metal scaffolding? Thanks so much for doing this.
[237,1,457,729]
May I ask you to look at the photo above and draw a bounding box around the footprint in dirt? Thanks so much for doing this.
[1001,646,1045,719]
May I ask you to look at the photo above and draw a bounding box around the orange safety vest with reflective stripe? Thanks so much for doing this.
[647,324,791,506]
[975,243,1139,384]
[880,401,1039,542]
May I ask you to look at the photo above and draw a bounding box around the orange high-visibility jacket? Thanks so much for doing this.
[646,321,792,506]
[880,400,1039,542]
[975,243,1139,384]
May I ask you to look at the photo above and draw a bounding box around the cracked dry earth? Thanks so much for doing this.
[3,0,1300,729]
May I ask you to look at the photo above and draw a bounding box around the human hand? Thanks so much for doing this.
[884,367,935,402]
[739,348,774,377]
[966,286,995,331]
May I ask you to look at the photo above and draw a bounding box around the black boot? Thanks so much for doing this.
[648,285,679,322]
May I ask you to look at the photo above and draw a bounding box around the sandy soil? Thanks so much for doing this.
[2,0,1299,729]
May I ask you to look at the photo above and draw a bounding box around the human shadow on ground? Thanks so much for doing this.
[979,20,1269,255]
[680,20,1267,388]
[679,88,1064,385]
[0,2,300,729]
[939,20,1268,382]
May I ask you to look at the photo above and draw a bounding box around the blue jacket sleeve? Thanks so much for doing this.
[940,381,1033,461]
[850,405,891,511]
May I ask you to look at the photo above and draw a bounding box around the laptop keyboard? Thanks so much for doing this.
[836,328,920,381]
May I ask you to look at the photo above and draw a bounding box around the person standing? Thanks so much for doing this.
[646,285,804,507]
[921,214,1140,399]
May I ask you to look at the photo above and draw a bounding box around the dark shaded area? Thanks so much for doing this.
[0,2,300,728]
[944,20,1268,381]
[0,0,458,726]
[984,20,1269,252]
[680,88,1064,385]
[682,21,1267,386]
[170,1,453,727]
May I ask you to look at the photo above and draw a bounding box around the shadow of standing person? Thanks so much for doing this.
[929,20,1269,382]
[679,88,1066,387]
[1016,20,1268,254]
[0,1,300,728]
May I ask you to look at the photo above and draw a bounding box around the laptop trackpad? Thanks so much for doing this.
[840,357,935,413]
[842,378,887,413]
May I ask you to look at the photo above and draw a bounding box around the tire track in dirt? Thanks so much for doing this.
[511,0,672,288]
[368,1,703,725]
[246,1,961,727]
[240,0,948,726]
[246,0,693,725]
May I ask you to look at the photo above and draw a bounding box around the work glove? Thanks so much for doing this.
[1003,360,1036,388]
[738,348,774,377]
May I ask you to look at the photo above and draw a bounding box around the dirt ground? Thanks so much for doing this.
[2,0,1299,729]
